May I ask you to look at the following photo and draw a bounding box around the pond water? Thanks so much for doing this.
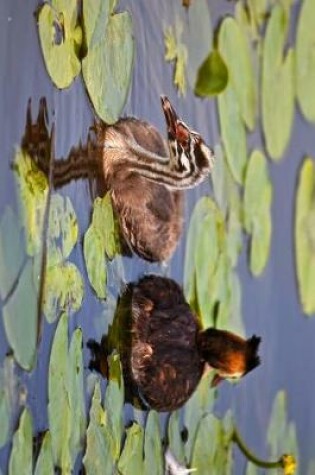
[1,0,315,473]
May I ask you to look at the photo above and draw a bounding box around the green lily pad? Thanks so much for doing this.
[38,0,82,89]
[247,0,268,29]
[184,0,213,89]
[168,411,186,465]
[48,314,86,472]
[267,390,299,465]
[184,372,215,464]
[83,381,114,474]
[13,148,48,257]
[84,194,119,299]
[46,194,78,267]
[244,150,273,276]
[218,85,247,184]
[144,411,163,475]
[0,207,24,300]
[164,22,188,96]
[34,432,54,475]
[9,409,32,475]
[295,157,315,315]
[3,260,38,371]
[118,423,145,474]
[0,357,16,448]
[219,16,256,130]
[190,414,223,473]
[296,0,315,122]
[195,50,228,97]
[262,4,294,160]
[42,261,83,323]
[245,462,258,475]
[82,0,134,123]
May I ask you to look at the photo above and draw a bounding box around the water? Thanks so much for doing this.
[1,0,315,473]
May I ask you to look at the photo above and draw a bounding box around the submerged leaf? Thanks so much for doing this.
[219,16,256,130]
[296,0,315,122]
[295,157,315,315]
[0,206,24,300]
[3,260,38,370]
[38,0,81,89]
[164,23,188,96]
[9,409,32,475]
[244,150,272,276]
[82,0,134,123]
[262,4,294,160]
[195,50,228,97]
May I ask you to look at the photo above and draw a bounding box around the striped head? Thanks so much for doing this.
[161,96,215,183]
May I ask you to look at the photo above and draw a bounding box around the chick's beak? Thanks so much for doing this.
[160,95,178,138]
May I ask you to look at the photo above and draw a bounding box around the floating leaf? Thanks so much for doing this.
[13,148,48,256]
[248,0,268,29]
[83,381,114,474]
[296,0,315,122]
[195,50,228,97]
[84,194,119,299]
[42,262,84,323]
[245,462,258,475]
[244,150,272,276]
[164,22,188,96]
[46,194,78,267]
[82,0,134,123]
[118,423,145,474]
[262,4,294,160]
[168,411,186,466]
[38,0,82,89]
[34,432,54,475]
[190,414,223,472]
[9,409,32,475]
[219,16,256,130]
[218,85,247,184]
[48,314,86,472]
[0,207,24,300]
[295,157,315,315]
[3,260,38,370]
[144,411,163,475]
[0,357,16,448]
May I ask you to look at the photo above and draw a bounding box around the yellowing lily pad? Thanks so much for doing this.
[244,150,273,276]
[9,409,33,475]
[296,0,315,122]
[295,157,315,316]
[38,0,82,89]
[165,22,188,96]
[195,50,228,98]
[82,0,134,124]
[262,4,294,160]
[3,260,38,371]
[219,16,257,130]
[13,148,48,257]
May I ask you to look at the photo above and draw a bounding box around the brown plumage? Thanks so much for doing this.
[89,275,261,412]
[24,97,214,262]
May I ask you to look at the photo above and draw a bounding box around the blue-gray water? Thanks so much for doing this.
[0,0,314,473]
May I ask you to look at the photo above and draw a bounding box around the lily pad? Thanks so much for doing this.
[34,432,54,475]
[144,411,163,475]
[262,4,294,160]
[84,194,119,299]
[218,85,247,184]
[195,50,228,98]
[296,0,315,122]
[295,158,315,315]
[190,414,224,473]
[38,0,82,89]
[13,148,48,257]
[48,314,86,472]
[3,260,38,370]
[42,261,84,323]
[244,150,273,276]
[219,16,256,130]
[117,423,145,474]
[164,22,188,96]
[83,381,114,474]
[9,409,32,475]
[0,357,16,448]
[0,206,24,300]
[82,0,134,123]
[168,411,186,466]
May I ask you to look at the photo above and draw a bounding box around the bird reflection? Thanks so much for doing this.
[88,275,261,412]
